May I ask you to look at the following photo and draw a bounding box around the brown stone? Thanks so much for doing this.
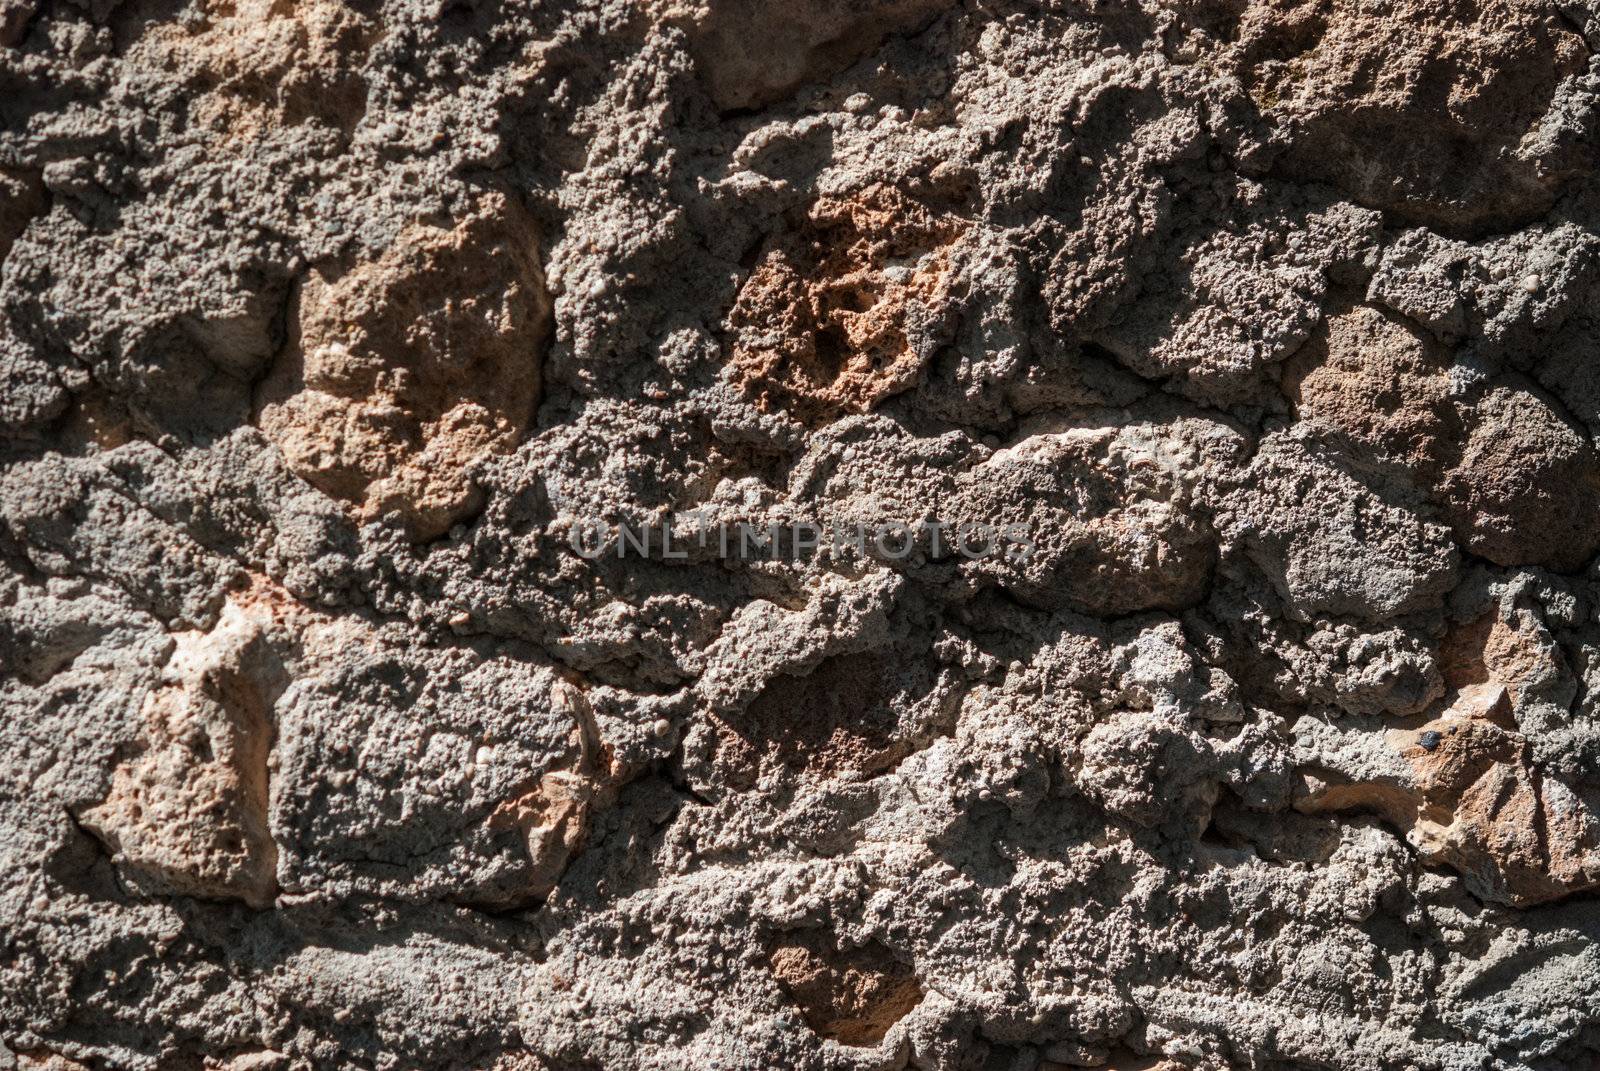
[79,596,285,908]
[727,185,963,426]
[256,193,550,541]
[1438,611,1558,711]
[660,0,957,112]
[1285,303,1459,478]
[1207,0,1589,232]
[134,0,375,140]
[1288,307,1600,571]
[1298,613,1600,906]
[769,934,923,1046]
[1439,385,1600,571]
[480,682,622,906]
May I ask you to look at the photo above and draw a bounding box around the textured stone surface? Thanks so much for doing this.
[255,192,549,541]
[5,0,1600,1068]
[78,589,284,909]
[728,184,964,424]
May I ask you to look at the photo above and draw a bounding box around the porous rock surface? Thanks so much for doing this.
[3,0,1600,1068]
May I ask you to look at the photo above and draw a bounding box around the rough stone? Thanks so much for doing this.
[666,0,958,111]
[7,0,1600,1067]
[727,184,964,425]
[77,590,284,909]
[255,194,549,542]
[1200,0,1594,233]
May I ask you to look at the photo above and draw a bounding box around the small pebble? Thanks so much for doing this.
[652,718,672,737]
[1419,730,1442,752]
[1521,273,1542,293]
[449,611,471,628]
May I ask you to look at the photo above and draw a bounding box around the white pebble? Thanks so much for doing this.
[1522,273,1542,293]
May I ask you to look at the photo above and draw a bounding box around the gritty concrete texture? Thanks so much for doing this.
[3,0,1600,1068]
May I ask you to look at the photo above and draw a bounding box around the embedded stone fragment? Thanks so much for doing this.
[256,193,550,541]
[1287,308,1600,571]
[78,595,285,908]
[666,0,956,111]
[769,934,923,1046]
[1209,0,1592,232]
[1298,611,1600,906]
[131,0,375,138]
[1093,202,1379,405]
[271,659,625,908]
[967,411,1245,615]
[1438,385,1600,571]
[1285,303,1459,478]
[479,681,623,905]
[1219,432,1460,621]
[1437,608,1565,712]
[727,185,963,425]
[1300,715,1600,906]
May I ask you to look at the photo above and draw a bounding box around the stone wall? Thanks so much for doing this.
[4,0,1600,1067]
